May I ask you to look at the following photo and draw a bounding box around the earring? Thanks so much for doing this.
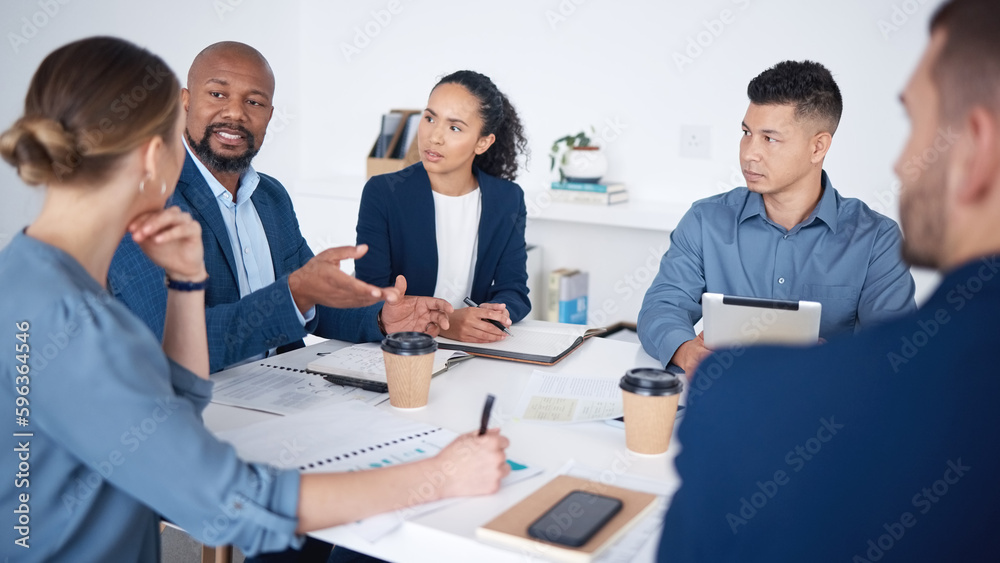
[160,180,166,195]
[138,179,145,193]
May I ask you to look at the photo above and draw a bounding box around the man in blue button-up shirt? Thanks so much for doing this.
[658,1,1000,559]
[638,61,916,373]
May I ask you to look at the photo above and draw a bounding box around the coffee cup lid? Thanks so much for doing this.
[381,331,438,356]
[619,368,683,396]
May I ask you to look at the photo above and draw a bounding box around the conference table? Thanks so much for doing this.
[203,335,684,562]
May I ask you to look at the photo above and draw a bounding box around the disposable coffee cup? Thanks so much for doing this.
[381,332,438,409]
[619,368,683,455]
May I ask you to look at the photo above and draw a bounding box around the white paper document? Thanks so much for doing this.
[210,361,387,416]
[216,401,542,542]
[513,370,624,423]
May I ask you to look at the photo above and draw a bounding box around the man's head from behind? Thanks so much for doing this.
[896,0,1000,270]
[740,61,843,196]
[182,42,274,175]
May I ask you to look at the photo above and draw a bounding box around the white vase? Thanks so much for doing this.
[560,147,608,183]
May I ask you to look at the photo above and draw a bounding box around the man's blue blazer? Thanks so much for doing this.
[109,153,381,373]
[354,162,531,322]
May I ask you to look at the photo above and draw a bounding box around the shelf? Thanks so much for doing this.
[523,190,688,233]
[291,179,689,234]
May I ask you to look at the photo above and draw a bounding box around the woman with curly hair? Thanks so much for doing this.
[355,71,531,343]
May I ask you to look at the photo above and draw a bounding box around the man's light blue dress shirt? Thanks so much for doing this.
[638,172,916,368]
[184,142,313,364]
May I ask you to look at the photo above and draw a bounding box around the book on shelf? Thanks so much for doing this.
[551,181,626,194]
[393,112,421,159]
[306,343,472,393]
[374,111,404,158]
[435,320,605,366]
[476,474,659,563]
[547,269,588,325]
[549,189,629,206]
[367,108,422,178]
[547,268,573,322]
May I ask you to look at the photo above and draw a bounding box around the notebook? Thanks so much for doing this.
[476,474,659,563]
[436,320,606,365]
[306,343,472,393]
[216,401,542,543]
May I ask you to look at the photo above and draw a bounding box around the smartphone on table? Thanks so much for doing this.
[527,490,623,547]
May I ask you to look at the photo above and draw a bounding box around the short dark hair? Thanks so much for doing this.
[747,60,843,135]
[929,0,1000,121]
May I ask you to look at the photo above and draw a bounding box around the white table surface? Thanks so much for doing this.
[204,336,682,562]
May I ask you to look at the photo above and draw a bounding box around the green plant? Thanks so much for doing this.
[549,127,596,181]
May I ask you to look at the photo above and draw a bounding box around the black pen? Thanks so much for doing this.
[479,394,495,436]
[463,297,513,336]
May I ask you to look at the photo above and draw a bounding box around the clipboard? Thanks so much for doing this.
[436,320,605,365]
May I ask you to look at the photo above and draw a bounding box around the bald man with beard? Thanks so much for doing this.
[110,42,453,376]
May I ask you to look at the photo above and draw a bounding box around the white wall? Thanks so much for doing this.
[297,0,933,212]
[0,0,303,247]
[1,0,941,316]
[293,0,942,318]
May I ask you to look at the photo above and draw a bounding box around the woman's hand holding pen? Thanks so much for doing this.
[439,303,511,343]
[130,206,208,282]
[429,429,511,498]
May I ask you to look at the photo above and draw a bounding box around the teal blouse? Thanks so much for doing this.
[0,233,303,562]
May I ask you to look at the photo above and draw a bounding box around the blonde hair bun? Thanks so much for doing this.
[0,117,76,185]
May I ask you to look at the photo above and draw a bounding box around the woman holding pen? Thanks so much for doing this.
[355,70,531,343]
[0,37,509,561]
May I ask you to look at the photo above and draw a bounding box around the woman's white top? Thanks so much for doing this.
[432,187,481,309]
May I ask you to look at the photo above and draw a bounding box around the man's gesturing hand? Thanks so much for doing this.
[289,245,391,313]
[381,275,454,336]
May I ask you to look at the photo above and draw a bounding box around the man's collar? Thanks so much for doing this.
[812,170,839,233]
[738,170,839,233]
